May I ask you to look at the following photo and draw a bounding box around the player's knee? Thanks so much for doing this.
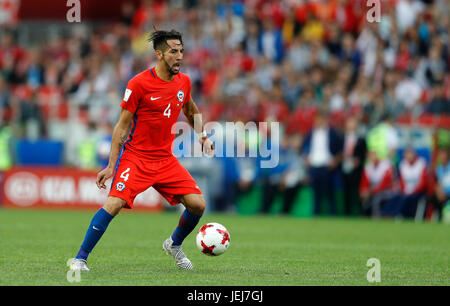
[196,200,206,215]
[103,197,126,216]
[188,197,206,215]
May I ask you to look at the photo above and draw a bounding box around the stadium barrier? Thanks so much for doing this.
[1,167,163,211]
[236,183,353,217]
[236,184,315,217]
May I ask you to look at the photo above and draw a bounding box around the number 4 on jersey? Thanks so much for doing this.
[164,103,171,118]
[120,168,130,181]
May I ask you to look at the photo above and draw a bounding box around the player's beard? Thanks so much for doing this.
[163,55,180,75]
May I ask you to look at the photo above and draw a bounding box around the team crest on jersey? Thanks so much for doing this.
[116,182,126,191]
[177,90,185,103]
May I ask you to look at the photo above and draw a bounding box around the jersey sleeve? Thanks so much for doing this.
[120,78,141,114]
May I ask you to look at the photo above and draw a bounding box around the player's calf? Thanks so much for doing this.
[73,197,125,263]
[171,195,205,246]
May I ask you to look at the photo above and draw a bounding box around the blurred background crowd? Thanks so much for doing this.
[0,0,449,220]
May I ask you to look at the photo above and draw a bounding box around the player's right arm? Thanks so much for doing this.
[96,108,134,189]
[97,77,141,189]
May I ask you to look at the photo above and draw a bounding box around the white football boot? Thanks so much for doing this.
[162,237,194,270]
[69,258,90,271]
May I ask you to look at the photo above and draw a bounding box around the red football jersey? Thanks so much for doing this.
[120,67,191,160]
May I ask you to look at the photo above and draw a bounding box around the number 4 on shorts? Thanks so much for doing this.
[120,168,130,181]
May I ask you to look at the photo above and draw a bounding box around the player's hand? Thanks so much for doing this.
[200,137,214,156]
[96,167,114,189]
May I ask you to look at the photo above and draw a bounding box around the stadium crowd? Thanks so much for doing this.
[0,0,449,220]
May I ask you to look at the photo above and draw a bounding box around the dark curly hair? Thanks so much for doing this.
[148,29,183,52]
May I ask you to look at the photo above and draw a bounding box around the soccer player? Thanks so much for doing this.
[70,30,214,271]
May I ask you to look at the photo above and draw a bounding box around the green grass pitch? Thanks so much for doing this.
[0,208,448,286]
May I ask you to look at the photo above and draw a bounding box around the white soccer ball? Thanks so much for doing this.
[196,222,230,256]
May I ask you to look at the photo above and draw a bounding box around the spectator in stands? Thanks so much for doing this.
[259,132,287,214]
[394,70,424,113]
[366,113,399,162]
[259,18,284,64]
[338,33,361,71]
[301,110,343,216]
[243,18,261,60]
[119,1,136,27]
[359,150,396,218]
[429,147,450,221]
[0,30,25,82]
[424,44,446,86]
[279,133,307,215]
[395,0,425,35]
[301,12,324,44]
[341,116,367,216]
[0,75,11,122]
[234,131,258,205]
[281,65,302,110]
[16,92,44,139]
[382,147,428,219]
[382,69,405,119]
[0,120,13,170]
[260,132,305,215]
[425,81,450,115]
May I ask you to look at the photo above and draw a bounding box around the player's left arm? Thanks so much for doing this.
[182,96,214,155]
